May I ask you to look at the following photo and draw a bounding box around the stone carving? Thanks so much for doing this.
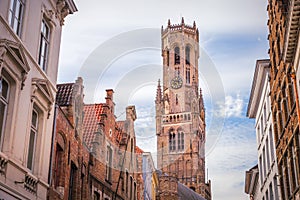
[56,0,70,25]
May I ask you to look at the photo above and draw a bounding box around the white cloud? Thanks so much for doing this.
[216,94,244,117]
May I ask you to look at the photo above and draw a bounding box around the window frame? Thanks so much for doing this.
[0,77,10,150]
[27,107,38,170]
[38,19,50,71]
[8,0,25,37]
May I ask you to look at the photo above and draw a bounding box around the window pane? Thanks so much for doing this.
[9,0,23,36]
[0,101,6,141]
[27,130,36,170]
[31,110,38,128]
[1,78,9,100]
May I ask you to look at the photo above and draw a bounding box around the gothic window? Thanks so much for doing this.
[176,94,178,105]
[126,170,129,195]
[106,145,113,182]
[130,176,133,199]
[185,46,190,65]
[27,107,38,170]
[186,68,190,84]
[134,182,137,200]
[169,129,176,152]
[38,19,50,71]
[0,77,9,149]
[177,130,184,151]
[174,47,180,64]
[8,0,24,36]
[167,50,170,66]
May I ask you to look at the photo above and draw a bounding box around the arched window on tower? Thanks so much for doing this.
[177,129,184,151]
[169,128,176,152]
[175,47,180,64]
[186,68,190,84]
[185,46,190,65]
[167,50,170,66]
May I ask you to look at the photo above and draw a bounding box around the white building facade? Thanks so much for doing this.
[0,0,76,199]
[247,59,281,200]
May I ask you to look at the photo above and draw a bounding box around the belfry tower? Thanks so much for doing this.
[156,18,211,199]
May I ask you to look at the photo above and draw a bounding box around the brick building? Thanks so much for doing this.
[48,77,90,200]
[267,0,300,199]
[0,0,76,199]
[155,18,211,199]
[83,89,143,200]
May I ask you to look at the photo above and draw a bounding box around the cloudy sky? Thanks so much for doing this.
[58,0,269,199]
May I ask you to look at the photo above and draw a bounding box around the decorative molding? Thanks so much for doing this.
[31,78,55,118]
[24,173,38,193]
[56,0,71,26]
[0,39,30,89]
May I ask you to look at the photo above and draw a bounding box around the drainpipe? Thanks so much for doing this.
[48,104,58,185]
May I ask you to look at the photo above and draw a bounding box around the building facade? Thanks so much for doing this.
[48,77,90,200]
[83,90,143,200]
[155,18,211,199]
[267,0,300,199]
[245,165,261,200]
[247,59,280,200]
[142,152,157,200]
[0,0,76,199]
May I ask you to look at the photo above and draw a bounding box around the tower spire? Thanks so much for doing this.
[156,79,162,103]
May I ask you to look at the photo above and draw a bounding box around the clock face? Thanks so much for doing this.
[171,76,183,89]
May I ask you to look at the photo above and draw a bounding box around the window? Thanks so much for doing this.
[269,183,273,200]
[269,127,275,162]
[174,47,180,64]
[186,68,190,84]
[126,170,129,195]
[291,145,298,189]
[68,163,77,200]
[134,182,137,200]
[106,145,113,182]
[273,176,279,199]
[93,191,100,200]
[38,20,50,71]
[27,108,38,170]
[177,131,184,151]
[257,125,261,144]
[259,156,263,185]
[185,46,190,65]
[169,129,176,152]
[263,104,267,124]
[266,138,270,172]
[54,143,64,188]
[166,50,169,66]
[130,176,133,200]
[0,78,9,149]
[8,0,24,36]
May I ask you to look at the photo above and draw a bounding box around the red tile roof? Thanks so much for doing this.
[83,104,104,148]
[135,146,144,154]
[56,83,74,106]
